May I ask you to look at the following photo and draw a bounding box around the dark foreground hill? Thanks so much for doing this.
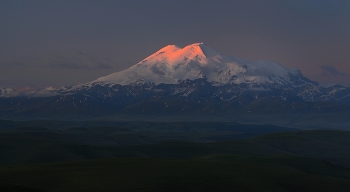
[1,121,350,191]
[1,121,350,167]
[1,156,350,192]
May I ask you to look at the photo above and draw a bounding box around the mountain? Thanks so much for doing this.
[1,43,350,123]
[60,42,348,103]
[91,42,305,86]
[0,87,13,97]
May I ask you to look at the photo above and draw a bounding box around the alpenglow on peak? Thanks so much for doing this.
[92,43,302,86]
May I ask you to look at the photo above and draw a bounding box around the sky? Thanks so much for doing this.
[1,0,350,89]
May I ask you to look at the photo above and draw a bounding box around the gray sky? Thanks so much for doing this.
[1,0,350,89]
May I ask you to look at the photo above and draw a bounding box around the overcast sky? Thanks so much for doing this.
[1,0,350,89]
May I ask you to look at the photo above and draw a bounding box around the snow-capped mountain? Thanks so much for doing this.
[0,87,14,97]
[91,43,306,86]
[56,42,325,101]
[17,43,350,103]
[2,42,350,119]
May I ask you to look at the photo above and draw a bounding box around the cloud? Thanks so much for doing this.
[47,56,87,69]
[320,65,347,76]
[16,86,33,92]
[48,53,114,69]
[0,52,114,70]
[95,63,112,69]
[0,61,26,67]
[50,62,87,69]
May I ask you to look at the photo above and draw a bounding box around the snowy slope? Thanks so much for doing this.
[12,43,349,105]
[0,87,14,97]
[92,43,302,86]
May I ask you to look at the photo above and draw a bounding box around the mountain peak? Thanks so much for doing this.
[181,42,218,58]
[184,42,206,49]
[138,42,217,66]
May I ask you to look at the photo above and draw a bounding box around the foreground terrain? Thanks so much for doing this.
[1,156,350,192]
[1,120,350,191]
